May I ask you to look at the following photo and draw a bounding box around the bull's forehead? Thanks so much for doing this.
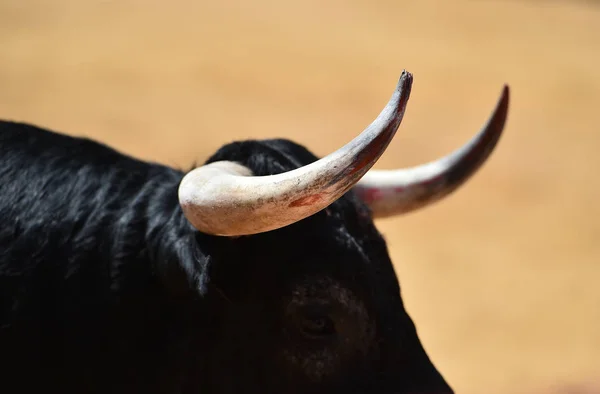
[253,214,373,273]
[237,209,397,308]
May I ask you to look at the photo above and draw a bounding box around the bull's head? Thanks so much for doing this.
[176,71,509,393]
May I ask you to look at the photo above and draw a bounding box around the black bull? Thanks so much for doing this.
[0,72,509,394]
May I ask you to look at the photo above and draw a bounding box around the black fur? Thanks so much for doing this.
[0,120,452,394]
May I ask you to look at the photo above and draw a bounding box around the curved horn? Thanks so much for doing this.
[353,85,510,218]
[178,70,414,236]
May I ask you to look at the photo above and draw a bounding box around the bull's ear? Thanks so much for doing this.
[155,233,211,297]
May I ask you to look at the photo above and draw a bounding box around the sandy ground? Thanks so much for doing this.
[0,0,598,393]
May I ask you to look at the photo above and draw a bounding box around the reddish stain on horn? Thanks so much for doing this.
[289,194,323,207]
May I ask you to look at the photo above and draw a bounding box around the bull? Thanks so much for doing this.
[0,71,509,394]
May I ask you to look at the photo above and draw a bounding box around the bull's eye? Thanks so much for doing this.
[296,307,336,339]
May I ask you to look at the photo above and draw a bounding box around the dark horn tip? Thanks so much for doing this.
[398,69,414,88]
[497,84,510,122]
[502,84,510,101]
[501,84,510,105]
[480,84,510,150]
[395,70,414,107]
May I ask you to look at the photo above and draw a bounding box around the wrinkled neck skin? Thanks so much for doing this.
[185,139,453,394]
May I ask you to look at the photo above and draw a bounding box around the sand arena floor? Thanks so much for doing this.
[0,1,598,393]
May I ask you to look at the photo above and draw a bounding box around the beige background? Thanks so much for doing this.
[0,1,598,393]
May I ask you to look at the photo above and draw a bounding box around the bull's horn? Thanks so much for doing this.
[178,70,414,236]
[353,85,510,218]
